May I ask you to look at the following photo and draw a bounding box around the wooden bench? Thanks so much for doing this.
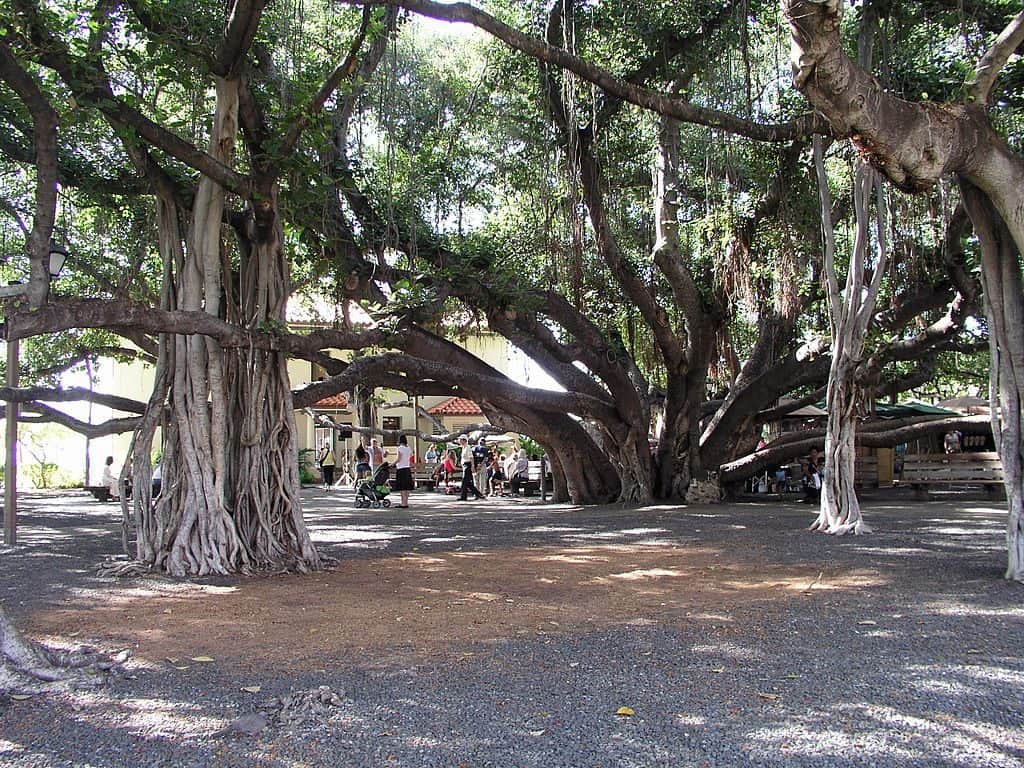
[855,456,878,488]
[510,461,552,497]
[896,452,1005,498]
[85,485,112,502]
[413,463,439,490]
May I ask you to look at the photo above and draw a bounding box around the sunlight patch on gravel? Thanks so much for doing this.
[66,692,221,738]
[745,703,1024,767]
[928,602,1024,619]
[691,641,764,661]
[608,568,684,581]
[66,583,239,604]
[674,714,708,727]
[906,663,1024,689]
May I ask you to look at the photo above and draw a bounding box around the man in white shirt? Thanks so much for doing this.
[458,436,484,501]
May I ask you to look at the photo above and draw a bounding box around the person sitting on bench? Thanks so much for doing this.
[508,450,529,495]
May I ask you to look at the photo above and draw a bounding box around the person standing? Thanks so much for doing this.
[354,443,371,482]
[943,430,963,454]
[318,443,336,490]
[458,435,484,501]
[393,435,414,508]
[369,438,385,471]
[473,437,490,499]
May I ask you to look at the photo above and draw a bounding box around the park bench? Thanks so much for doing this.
[509,460,552,496]
[413,463,438,490]
[84,485,112,502]
[855,456,878,488]
[896,452,1005,499]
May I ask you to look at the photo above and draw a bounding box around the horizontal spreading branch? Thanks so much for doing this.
[0,386,146,414]
[5,299,384,358]
[719,414,991,482]
[1,401,141,439]
[313,411,504,445]
[317,352,618,422]
[339,0,824,142]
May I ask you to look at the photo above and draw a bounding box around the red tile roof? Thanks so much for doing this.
[313,393,349,409]
[427,396,482,416]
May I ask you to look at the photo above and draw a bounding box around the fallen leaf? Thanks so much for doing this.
[757,692,780,700]
[173,665,190,670]
[10,694,32,701]
[615,706,635,717]
[190,656,215,663]
[710,667,725,674]
[857,620,877,626]
[529,729,547,736]
[240,686,261,694]
[165,657,179,664]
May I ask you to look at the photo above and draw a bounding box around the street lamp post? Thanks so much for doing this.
[3,240,69,545]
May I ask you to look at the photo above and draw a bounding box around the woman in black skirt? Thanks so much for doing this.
[393,434,415,507]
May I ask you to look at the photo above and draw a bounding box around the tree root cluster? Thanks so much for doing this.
[96,557,154,578]
[0,606,131,696]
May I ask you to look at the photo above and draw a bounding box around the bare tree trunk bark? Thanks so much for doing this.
[811,140,887,535]
[961,181,1024,581]
[124,77,319,576]
[784,0,1024,567]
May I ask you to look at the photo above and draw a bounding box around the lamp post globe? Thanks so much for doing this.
[47,239,68,278]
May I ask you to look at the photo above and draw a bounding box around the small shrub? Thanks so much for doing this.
[298,448,316,485]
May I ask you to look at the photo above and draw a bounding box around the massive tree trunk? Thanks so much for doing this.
[785,0,1024,574]
[961,182,1024,580]
[131,78,319,576]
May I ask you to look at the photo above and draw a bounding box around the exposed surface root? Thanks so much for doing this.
[0,606,129,696]
[96,557,153,578]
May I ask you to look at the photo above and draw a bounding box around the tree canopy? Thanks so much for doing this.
[1,0,1021,576]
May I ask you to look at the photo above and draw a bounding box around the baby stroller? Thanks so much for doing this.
[355,462,392,508]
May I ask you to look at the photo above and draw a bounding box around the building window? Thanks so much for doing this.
[382,416,401,446]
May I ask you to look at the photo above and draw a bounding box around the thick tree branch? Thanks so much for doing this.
[340,0,823,142]
[968,9,1024,105]
[4,299,385,359]
[0,386,146,413]
[719,414,992,482]
[14,0,250,196]
[0,401,140,438]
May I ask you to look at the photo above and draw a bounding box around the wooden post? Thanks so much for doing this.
[5,336,18,545]
[540,454,547,502]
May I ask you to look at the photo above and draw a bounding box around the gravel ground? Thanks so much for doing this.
[0,486,1022,767]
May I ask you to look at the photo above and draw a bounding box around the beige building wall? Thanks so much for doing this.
[81,330,516,477]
